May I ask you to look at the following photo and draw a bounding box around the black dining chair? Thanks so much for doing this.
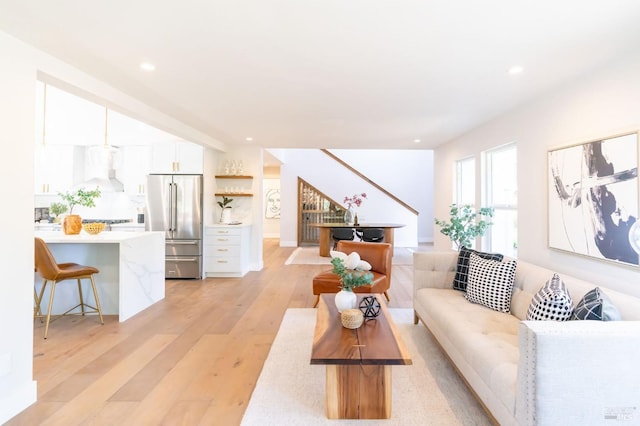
[331,228,355,250]
[358,228,385,243]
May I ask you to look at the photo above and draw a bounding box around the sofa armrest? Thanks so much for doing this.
[413,251,458,295]
[517,320,640,426]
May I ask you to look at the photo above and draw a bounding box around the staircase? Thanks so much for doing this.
[298,178,345,245]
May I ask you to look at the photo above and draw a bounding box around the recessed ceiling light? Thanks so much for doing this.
[508,66,524,75]
[245,137,253,142]
[413,139,421,144]
[139,61,156,72]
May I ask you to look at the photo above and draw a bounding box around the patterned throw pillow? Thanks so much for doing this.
[572,287,622,321]
[452,246,504,291]
[526,274,574,321]
[465,253,517,313]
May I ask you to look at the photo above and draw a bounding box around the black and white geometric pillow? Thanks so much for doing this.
[572,287,622,321]
[526,274,574,321]
[452,246,504,291]
[465,253,517,313]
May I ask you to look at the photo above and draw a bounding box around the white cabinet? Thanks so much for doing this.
[150,141,203,174]
[34,145,82,194]
[119,145,151,194]
[204,225,251,277]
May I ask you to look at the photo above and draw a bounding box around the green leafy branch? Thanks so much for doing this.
[331,257,374,291]
[58,187,101,214]
[434,204,494,250]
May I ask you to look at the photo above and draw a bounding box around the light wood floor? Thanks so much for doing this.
[9,239,418,425]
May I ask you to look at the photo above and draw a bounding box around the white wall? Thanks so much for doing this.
[434,52,640,297]
[0,32,38,423]
[279,149,432,247]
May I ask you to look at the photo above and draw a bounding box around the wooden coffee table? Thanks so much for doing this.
[310,294,412,419]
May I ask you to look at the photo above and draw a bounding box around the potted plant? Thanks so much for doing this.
[217,196,233,223]
[49,202,68,223]
[58,187,101,234]
[434,203,494,250]
[330,253,374,312]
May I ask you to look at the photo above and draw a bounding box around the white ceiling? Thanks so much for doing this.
[2,1,640,150]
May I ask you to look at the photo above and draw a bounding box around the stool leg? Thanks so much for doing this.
[313,295,320,308]
[383,291,390,302]
[77,279,86,316]
[44,280,57,339]
[89,275,104,325]
[35,280,48,323]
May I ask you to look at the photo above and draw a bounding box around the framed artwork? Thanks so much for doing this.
[265,188,281,219]
[548,131,639,266]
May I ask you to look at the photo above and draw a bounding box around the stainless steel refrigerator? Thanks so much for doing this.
[145,174,203,279]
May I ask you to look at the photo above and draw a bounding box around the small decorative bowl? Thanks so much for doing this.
[83,222,106,235]
[341,309,364,329]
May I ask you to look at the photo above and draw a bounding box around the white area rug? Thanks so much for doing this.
[285,246,415,266]
[241,308,491,426]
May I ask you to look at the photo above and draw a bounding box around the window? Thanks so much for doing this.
[455,157,475,205]
[484,144,517,257]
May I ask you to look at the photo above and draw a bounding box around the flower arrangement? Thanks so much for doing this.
[344,193,367,209]
[330,251,374,292]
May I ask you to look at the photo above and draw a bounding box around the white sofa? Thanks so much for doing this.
[413,251,640,426]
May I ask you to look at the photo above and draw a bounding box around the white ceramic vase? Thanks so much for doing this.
[335,289,357,313]
[221,208,232,224]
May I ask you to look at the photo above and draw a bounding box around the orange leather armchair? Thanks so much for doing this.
[312,240,392,307]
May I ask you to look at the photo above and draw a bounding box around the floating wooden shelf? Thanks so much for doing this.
[215,193,253,197]
[214,175,253,179]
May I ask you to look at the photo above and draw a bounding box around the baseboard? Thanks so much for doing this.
[0,380,37,424]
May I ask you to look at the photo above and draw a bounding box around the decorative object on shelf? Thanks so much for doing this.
[343,192,366,225]
[359,295,381,319]
[341,308,364,329]
[83,222,106,235]
[354,212,359,226]
[434,203,494,250]
[549,132,639,266]
[330,251,374,312]
[217,195,233,224]
[49,202,67,224]
[58,187,102,235]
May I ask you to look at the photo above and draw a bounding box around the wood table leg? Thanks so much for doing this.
[319,228,331,257]
[325,364,391,419]
[384,228,395,254]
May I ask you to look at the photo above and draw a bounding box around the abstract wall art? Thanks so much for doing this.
[548,132,639,266]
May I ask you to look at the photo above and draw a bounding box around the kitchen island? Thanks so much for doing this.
[34,231,165,322]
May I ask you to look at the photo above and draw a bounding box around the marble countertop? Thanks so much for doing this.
[35,230,163,243]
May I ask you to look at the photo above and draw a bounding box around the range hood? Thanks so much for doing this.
[82,145,124,192]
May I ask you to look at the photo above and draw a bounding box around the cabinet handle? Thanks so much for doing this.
[216,260,228,263]
[217,230,230,234]
[217,238,229,242]
[216,248,229,252]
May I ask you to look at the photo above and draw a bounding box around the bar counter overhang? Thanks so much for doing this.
[34,231,165,322]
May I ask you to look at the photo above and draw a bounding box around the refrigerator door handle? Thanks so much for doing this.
[169,241,199,245]
[171,182,178,232]
[168,182,174,231]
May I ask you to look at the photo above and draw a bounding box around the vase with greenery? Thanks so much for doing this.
[331,256,374,312]
[58,187,101,234]
[49,202,68,223]
[434,203,494,250]
[217,196,233,223]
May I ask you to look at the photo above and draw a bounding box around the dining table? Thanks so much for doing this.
[309,223,405,256]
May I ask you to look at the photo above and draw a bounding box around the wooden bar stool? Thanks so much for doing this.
[34,237,104,339]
